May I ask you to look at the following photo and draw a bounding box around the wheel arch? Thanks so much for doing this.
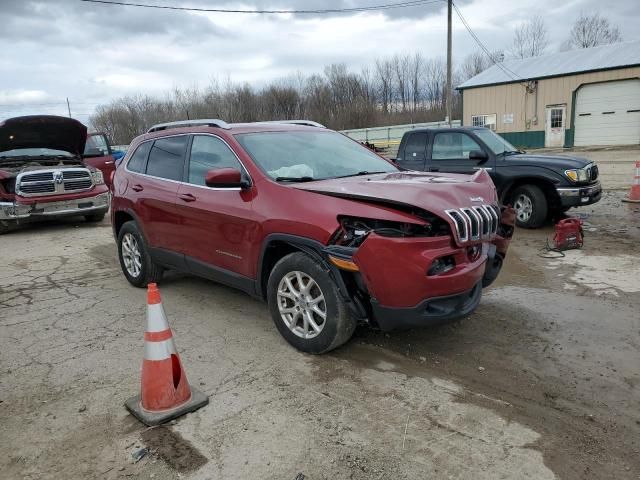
[501,177,561,209]
[113,209,146,240]
[256,234,367,320]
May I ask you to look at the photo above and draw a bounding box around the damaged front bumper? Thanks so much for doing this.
[344,207,515,331]
[0,192,110,221]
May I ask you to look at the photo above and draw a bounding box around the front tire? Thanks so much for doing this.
[117,221,163,287]
[512,185,547,228]
[0,220,13,235]
[267,252,356,354]
[85,212,106,223]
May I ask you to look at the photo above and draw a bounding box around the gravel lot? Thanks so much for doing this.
[1,191,639,480]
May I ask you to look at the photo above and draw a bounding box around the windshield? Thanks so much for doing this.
[235,130,397,181]
[474,129,519,155]
[0,148,73,158]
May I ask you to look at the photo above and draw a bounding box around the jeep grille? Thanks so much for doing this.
[17,168,94,197]
[445,205,500,244]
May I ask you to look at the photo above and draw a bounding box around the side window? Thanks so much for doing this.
[432,133,482,160]
[126,142,151,173]
[402,133,428,161]
[146,136,188,181]
[188,135,242,186]
[84,134,110,156]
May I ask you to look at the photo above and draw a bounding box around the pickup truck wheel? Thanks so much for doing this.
[512,185,547,229]
[267,252,356,354]
[0,220,12,235]
[117,221,163,287]
[85,212,106,223]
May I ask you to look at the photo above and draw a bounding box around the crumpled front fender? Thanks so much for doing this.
[492,206,515,257]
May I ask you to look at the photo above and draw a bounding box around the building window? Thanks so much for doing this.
[550,108,564,128]
[471,114,497,130]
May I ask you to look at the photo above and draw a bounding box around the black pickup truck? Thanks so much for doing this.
[394,127,602,228]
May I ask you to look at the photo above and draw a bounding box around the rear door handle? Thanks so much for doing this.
[131,184,144,192]
[179,193,196,203]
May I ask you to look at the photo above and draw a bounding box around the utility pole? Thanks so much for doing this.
[66,97,72,118]
[446,0,452,126]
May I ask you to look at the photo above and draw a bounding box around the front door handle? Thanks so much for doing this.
[131,184,144,192]
[179,193,196,203]
[428,167,440,172]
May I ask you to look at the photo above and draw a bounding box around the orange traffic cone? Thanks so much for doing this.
[125,284,208,426]
[622,161,640,203]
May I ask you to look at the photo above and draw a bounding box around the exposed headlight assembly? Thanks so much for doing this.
[564,168,588,182]
[329,216,435,248]
[91,170,105,185]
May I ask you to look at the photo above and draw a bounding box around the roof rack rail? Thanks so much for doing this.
[257,120,326,128]
[147,119,230,133]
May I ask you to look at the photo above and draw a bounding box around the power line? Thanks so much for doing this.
[452,1,522,82]
[79,0,445,14]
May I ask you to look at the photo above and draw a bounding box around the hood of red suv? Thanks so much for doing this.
[292,170,498,213]
[0,115,88,155]
[293,170,499,246]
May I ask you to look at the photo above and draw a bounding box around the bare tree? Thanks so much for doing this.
[90,51,460,142]
[392,54,410,112]
[410,53,425,112]
[510,16,549,58]
[374,58,394,114]
[567,12,622,49]
[458,50,503,82]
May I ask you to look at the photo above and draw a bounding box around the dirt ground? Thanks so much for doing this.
[1,191,639,480]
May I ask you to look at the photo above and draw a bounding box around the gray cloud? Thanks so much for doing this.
[0,0,637,123]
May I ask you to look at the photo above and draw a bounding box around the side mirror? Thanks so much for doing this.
[205,168,248,189]
[469,150,489,163]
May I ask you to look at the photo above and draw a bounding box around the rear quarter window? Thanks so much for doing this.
[126,142,151,173]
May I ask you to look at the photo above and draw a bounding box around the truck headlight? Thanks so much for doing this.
[91,170,104,185]
[564,168,588,182]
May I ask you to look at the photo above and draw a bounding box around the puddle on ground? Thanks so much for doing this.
[141,426,208,473]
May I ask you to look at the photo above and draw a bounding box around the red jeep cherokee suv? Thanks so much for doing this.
[111,119,514,353]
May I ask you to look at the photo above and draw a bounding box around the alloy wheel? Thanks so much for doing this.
[514,194,533,222]
[121,233,142,278]
[277,271,327,339]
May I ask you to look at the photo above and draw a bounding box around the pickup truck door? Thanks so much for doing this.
[395,131,428,171]
[83,133,116,188]
[426,131,494,176]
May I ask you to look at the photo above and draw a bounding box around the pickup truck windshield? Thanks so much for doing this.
[235,130,397,182]
[474,129,519,155]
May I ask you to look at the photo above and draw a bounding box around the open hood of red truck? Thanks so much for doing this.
[0,115,87,155]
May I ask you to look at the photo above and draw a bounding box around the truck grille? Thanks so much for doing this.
[445,205,500,244]
[17,168,94,197]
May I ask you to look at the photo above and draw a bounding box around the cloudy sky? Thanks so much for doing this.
[1,0,638,124]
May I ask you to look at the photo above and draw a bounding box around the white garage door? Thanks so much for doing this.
[574,79,640,146]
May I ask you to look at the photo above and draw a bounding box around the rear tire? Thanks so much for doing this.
[267,252,356,354]
[512,185,547,229]
[117,221,163,287]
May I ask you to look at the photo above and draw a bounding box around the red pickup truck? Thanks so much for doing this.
[0,115,110,234]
